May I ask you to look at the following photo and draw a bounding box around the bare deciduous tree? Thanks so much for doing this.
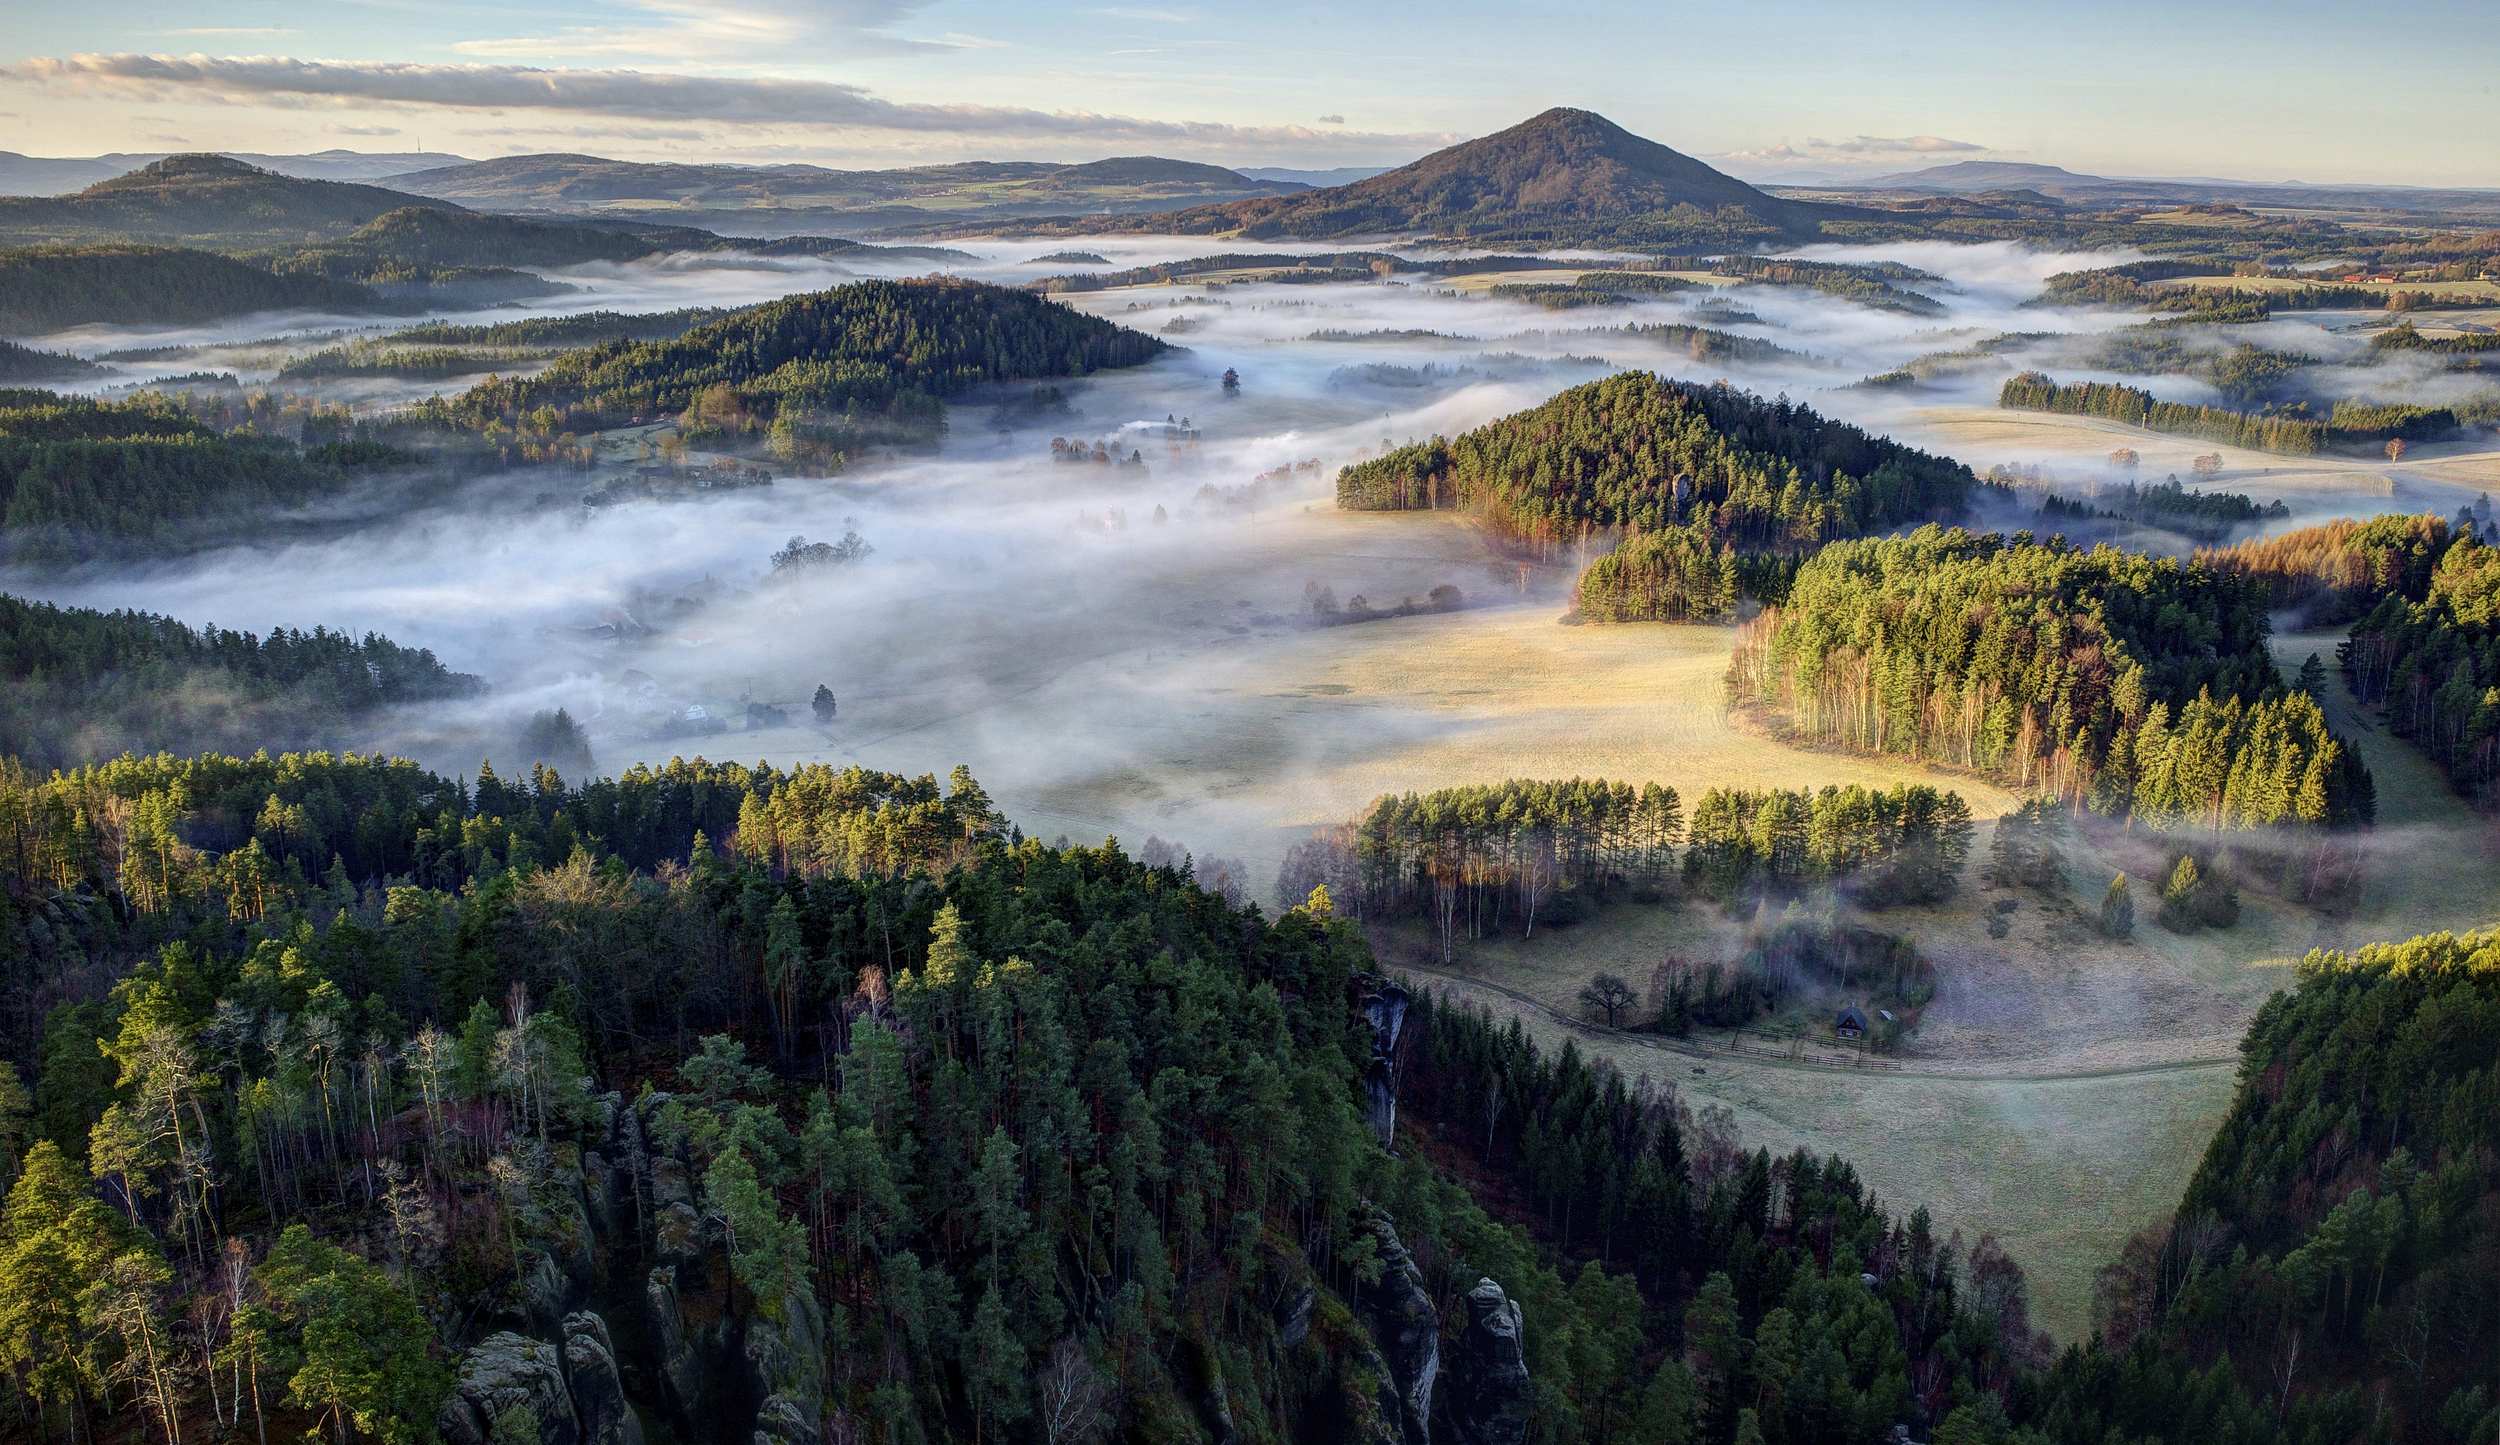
[1037,1337,1111,1445]
[1578,972,1638,1028]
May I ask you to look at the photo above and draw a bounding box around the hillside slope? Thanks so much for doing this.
[0,244,384,332]
[1093,108,1822,245]
[0,153,464,245]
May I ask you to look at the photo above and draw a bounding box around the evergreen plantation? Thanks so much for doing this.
[1282,778,1973,961]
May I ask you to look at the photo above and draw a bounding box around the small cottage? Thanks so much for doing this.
[1835,1005,1869,1041]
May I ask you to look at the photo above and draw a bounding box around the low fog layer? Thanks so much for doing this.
[14,236,2498,894]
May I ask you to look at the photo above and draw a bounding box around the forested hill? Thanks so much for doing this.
[1337,371,1979,552]
[1730,528,2377,833]
[2082,929,2500,1445]
[0,153,465,246]
[415,277,1169,434]
[0,388,420,556]
[1089,109,1824,247]
[0,593,484,771]
[0,746,2053,1445]
[0,244,386,332]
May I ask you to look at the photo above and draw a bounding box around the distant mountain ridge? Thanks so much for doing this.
[0,148,476,198]
[1852,158,2500,214]
[1867,161,2102,190]
[379,151,1308,218]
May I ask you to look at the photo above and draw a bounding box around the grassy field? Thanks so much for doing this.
[2159,274,2500,300]
[1408,966,2238,1347]
[1903,404,2500,519]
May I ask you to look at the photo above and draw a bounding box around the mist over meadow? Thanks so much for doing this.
[9,235,2482,873]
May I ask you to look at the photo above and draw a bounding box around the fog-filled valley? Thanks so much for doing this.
[19,237,2498,884]
[5,94,2500,1445]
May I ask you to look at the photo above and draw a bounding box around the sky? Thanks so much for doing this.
[2,0,2495,185]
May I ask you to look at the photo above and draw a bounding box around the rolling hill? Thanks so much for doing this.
[0,244,389,333]
[380,151,1308,222]
[0,148,475,197]
[1075,108,1836,247]
[1866,160,2108,192]
[0,153,467,246]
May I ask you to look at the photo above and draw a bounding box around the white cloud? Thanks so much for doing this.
[322,122,401,136]
[453,123,711,143]
[5,53,1457,155]
[446,0,952,61]
[1808,134,1986,156]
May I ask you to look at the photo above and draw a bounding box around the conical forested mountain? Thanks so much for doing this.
[1110,109,1814,246]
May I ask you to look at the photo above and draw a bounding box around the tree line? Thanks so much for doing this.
[0,593,484,773]
[0,244,383,334]
[2029,475,2289,548]
[280,306,745,381]
[0,388,424,556]
[1278,776,1971,962]
[1999,373,2329,455]
[1728,528,2376,833]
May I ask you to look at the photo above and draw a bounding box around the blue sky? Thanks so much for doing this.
[4,0,2495,185]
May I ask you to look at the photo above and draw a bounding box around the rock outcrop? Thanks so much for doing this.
[449,1086,824,1445]
[1361,980,1410,1148]
[438,1332,582,1445]
[1361,1207,1438,1445]
[562,1313,644,1445]
[1447,1278,1531,1445]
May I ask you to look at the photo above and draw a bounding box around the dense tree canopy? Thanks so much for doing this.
[2195,513,2461,625]
[1730,529,2375,830]
[2078,929,2500,1445]
[0,388,419,554]
[1337,374,1978,558]
[2342,535,2500,807]
[0,593,483,772]
[409,279,1168,441]
[0,244,382,333]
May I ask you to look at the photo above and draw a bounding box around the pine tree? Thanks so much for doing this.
[2100,874,2135,939]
